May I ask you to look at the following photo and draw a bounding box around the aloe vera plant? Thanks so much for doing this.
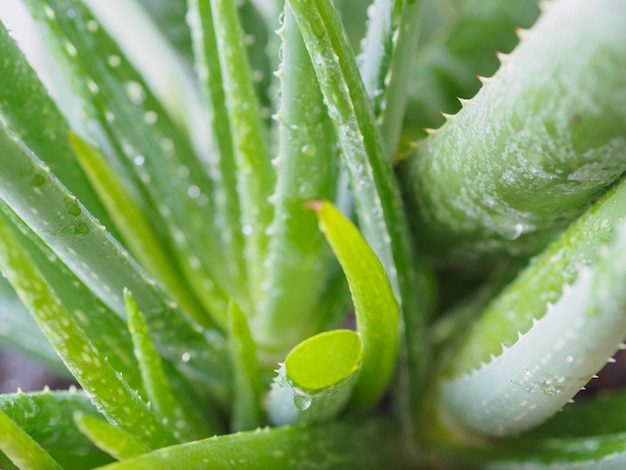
[0,0,626,468]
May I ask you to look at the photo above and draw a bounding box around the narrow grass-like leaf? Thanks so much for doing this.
[125,290,214,441]
[95,418,413,470]
[70,133,205,325]
[310,200,399,412]
[0,122,230,400]
[0,389,113,469]
[437,177,626,437]
[0,211,176,449]
[24,0,232,322]
[73,411,150,461]
[227,302,263,432]
[254,5,339,351]
[209,0,276,306]
[403,0,540,141]
[0,409,62,470]
[288,0,432,426]
[187,0,247,311]
[402,0,626,262]
[267,329,361,426]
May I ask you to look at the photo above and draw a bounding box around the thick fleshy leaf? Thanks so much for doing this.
[23,0,231,322]
[95,418,413,470]
[187,0,247,315]
[288,0,432,426]
[253,4,339,352]
[0,17,114,235]
[73,412,150,461]
[0,209,177,449]
[267,329,361,426]
[437,177,626,437]
[125,291,216,441]
[358,0,423,158]
[0,122,230,402]
[208,0,275,307]
[403,0,540,142]
[310,200,398,412]
[0,389,113,470]
[402,0,626,262]
[70,133,205,324]
[0,408,63,470]
[227,302,263,432]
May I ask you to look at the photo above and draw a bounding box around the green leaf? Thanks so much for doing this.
[402,0,540,142]
[358,0,423,158]
[73,411,150,461]
[0,18,115,237]
[287,0,433,424]
[253,4,339,351]
[310,200,399,413]
[187,0,247,314]
[0,408,62,470]
[0,121,230,402]
[437,177,626,437]
[0,203,143,394]
[0,389,113,469]
[402,0,626,262]
[94,418,413,470]
[0,209,176,450]
[267,329,361,426]
[69,133,205,325]
[23,0,232,322]
[125,290,215,441]
[227,302,263,432]
[209,0,276,306]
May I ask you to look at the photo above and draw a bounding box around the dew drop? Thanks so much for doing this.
[181,352,191,362]
[125,81,146,105]
[107,55,121,68]
[87,20,99,32]
[134,155,145,166]
[242,225,253,236]
[65,41,77,57]
[293,392,312,411]
[187,185,201,198]
[144,111,158,124]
